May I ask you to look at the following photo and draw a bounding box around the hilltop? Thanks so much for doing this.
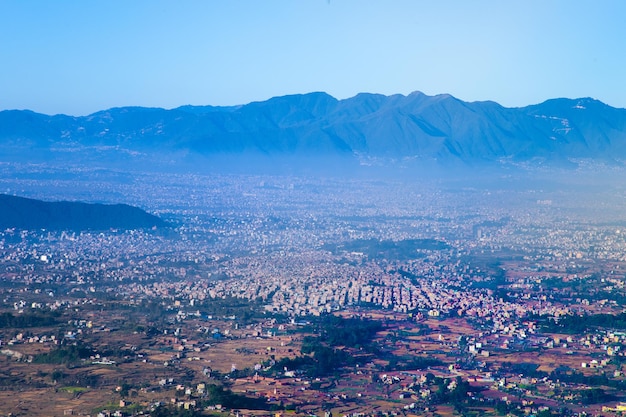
[0,194,165,231]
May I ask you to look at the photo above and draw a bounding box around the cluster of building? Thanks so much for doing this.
[2,173,626,327]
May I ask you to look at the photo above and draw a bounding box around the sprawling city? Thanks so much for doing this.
[1,164,626,417]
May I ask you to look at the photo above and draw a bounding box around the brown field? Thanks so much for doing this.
[0,387,119,417]
[1,304,622,416]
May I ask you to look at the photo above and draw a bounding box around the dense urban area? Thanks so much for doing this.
[2,163,626,417]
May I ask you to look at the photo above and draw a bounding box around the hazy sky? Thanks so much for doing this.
[1,0,625,115]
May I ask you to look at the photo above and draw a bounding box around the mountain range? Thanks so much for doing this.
[0,194,165,231]
[1,91,626,168]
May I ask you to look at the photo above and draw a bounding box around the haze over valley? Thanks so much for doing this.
[2,114,626,415]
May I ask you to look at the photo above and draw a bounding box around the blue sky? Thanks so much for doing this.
[1,0,625,115]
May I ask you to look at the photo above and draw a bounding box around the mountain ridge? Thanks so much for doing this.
[2,91,626,167]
